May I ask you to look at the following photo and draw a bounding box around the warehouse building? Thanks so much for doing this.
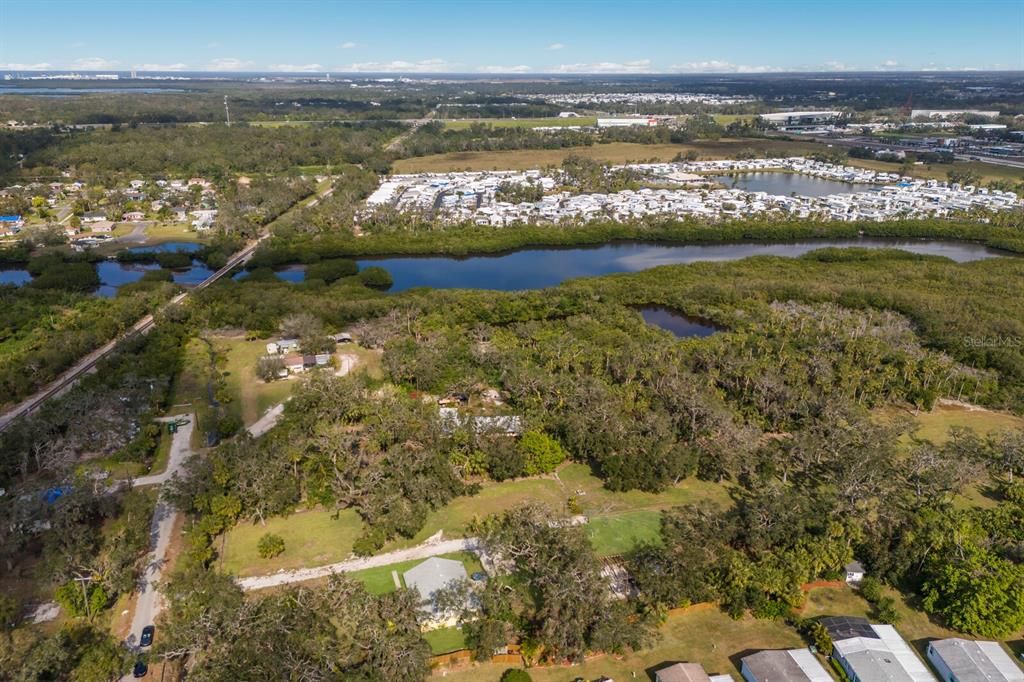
[597,117,658,128]
[740,649,832,682]
[759,110,844,129]
[911,109,999,120]
[926,638,1024,682]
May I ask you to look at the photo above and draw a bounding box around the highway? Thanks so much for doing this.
[0,236,265,433]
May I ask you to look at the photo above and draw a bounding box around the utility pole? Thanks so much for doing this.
[224,95,231,127]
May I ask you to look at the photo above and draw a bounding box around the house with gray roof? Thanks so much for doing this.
[740,649,833,682]
[829,621,937,682]
[653,662,732,682]
[926,638,1024,682]
[402,556,470,628]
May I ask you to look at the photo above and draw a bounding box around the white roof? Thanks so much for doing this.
[833,624,936,682]
[929,639,1024,682]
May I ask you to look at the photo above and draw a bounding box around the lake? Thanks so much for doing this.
[711,172,869,197]
[127,242,202,254]
[639,307,721,338]
[351,239,1007,293]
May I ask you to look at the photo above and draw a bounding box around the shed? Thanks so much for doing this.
[844,560,865,584]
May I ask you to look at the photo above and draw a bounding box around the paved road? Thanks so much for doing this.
[246,402,286,438]
[132,417,194,487]
[125,416,194,654]
[384,106,439,152]
[237,536,479,591]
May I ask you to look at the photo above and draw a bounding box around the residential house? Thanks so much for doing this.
[654,662,733,682]
[402,557,471,629]
[123,211,145,221]
[282,354,305,374]
[265,342,279,355]
[740,649,832,682]
[89,222,113,233]
[276,339,300,354]
[823,617,936,682]
[926,638,1024,682]
[82,210,107,223]
[314,353,331,366]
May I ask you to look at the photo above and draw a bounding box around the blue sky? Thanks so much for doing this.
[1,0,1021,73]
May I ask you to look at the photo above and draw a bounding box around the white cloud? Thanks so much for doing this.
[823,60,855,71]
[206,57,253,71]
[877,59,902,70]
[547,42,565,50]
[132,63,188,71]
[1,62,53,70]
[555,59,652,74]
[337,58,456,72]
[268,63,324,72]
[339,41,359,49]
[477,65,531,73]
[670,60,782,73]
[72,57,119,70]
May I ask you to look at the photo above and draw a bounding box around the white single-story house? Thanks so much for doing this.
[82,211,107,223]
[926,638,1024,682]
[740,649,833,682]
[845,560,866,584]
[403,556,471,629]
[123,211,145,221]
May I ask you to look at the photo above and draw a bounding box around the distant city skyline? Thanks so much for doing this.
[1,0,1022,74]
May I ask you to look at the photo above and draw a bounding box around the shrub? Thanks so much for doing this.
[305,258,358,283]
[358,266,393,290]
[257,533,286,559]
[500,670,532,682]
[874,596,901,624]
[519,430,567,476]
[859,576,884,603]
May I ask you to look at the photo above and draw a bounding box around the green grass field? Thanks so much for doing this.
[424,626,467,655]
[434,605,805,681]
[442,117,599,130]
[392,139,827,173]
[586,510,663,556]
[220,463,730,576]
[348,551,483,595]
[214,336,296,426]
[220,508,364,577]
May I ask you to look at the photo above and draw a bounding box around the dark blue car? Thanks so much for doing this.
[132,660,148,678]
[139,625,154,648]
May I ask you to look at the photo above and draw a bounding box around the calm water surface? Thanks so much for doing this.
[353,239,1006,293]
[712,172,870,197]
[639,307,721,338]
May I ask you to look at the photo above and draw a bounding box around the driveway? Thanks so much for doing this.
[237,536,479,591]
[124,415,194,654]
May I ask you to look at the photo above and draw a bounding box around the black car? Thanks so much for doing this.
[132,660,148,678]
[139,625,155,648]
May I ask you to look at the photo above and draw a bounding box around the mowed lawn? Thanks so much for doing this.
[433,605,805,681]
[220,463,731,576]
[214,336,297,426]
[392,139,826,173]
[801,584,1023,659]
[348,551,483,596]
[220,508,364,577]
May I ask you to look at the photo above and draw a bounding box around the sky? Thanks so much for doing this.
[1,0,1022,74]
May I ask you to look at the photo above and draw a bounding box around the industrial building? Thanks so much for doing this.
[597,117,659,128]
[926,638,1024,682]
[911,109,1000,120]
[740,649,833,682]
[759,110,844,130]
[822,617,937,682]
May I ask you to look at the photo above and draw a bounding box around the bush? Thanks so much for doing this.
[305,258,358,283]
[519,430,567,476]
[874,596,901,624]
[257,355,285,381]
[353,526,388,556]
[257,533,286,559]
[859,576,884,603]
[358,266,393,290]
[500,670,532,682]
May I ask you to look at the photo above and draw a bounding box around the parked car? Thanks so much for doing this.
[132,659,148,678]
[139,625,154,647]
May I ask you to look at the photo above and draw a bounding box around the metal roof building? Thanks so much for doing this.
[740,649,833,682]
[832,623,937,682]
[926,638,1024,682]
[403,556,468,616]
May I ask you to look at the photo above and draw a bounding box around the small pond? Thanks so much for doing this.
[638,307,722,338]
